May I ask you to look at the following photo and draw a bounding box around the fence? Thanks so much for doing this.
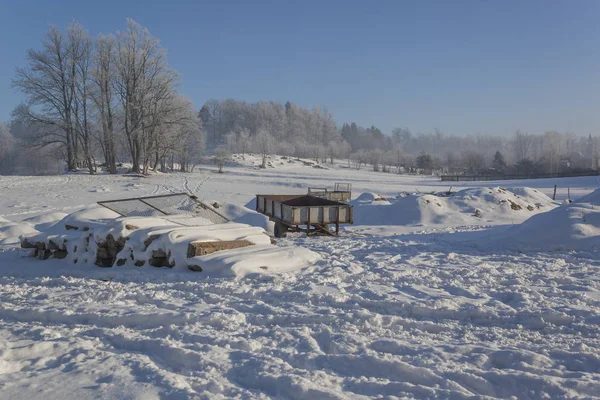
[440,170,599,182]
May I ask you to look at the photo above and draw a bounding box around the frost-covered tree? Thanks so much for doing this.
[213,145,231,173]
[253,129,274,168]
[238,128,250,159]
[114,19,179,174]
[92,34,118,173]
[69,22,96,174]
[462,150,485,173]
[0,122,15,174]
[12,25,79,170]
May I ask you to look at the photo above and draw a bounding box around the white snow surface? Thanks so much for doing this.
[1,155,600,399]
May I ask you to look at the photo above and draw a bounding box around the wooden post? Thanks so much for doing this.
[553,185,557,200]
[335,206,340,235]
[307,207,311,236]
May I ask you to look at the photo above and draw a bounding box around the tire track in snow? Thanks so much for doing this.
[161,184,177,194]
[182,175,191,194]
[192,176,210,194]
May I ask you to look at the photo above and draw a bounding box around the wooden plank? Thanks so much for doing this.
[187,240,254,258]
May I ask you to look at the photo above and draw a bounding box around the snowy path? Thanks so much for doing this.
[1,232,599,399]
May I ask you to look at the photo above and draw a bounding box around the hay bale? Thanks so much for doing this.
[20,238,36,249]
[95,234,126,268]
[187,240,254,258]
[36,249,51,260]
[53,250,68,259]
[143,235,160,249]
[149,249,170,268]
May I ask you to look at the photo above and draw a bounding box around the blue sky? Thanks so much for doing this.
[1,0,599,136]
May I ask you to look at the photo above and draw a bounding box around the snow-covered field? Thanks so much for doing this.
[1,155,600,399]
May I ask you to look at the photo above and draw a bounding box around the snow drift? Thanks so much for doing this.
[483,188,600,251]
[350,187,556,228]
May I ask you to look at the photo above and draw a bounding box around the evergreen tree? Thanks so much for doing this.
[416,152,433,170]
[492,150,506,172]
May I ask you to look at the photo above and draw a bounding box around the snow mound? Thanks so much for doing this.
[190,244,321,277]
[485,188,600,251]
[244,197,258,210]
[351,187,556,228]
[22,212,68,231]
[573,189,600,205]
[212,201,274,234]
[0,223,40,245]
[58,205,121,230]
[351,192,391,205]
[0,223,39,238]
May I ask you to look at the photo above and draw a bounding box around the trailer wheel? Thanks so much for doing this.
[274,222,288,238]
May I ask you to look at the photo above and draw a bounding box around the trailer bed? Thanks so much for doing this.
[255,194,353,237]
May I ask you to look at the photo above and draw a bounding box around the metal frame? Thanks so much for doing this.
[307,182,352,202]
[97,193,230,224]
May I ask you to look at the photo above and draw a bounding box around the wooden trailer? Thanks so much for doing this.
[255,194,353,238]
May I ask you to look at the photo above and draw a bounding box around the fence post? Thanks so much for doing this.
[553,185,557,200]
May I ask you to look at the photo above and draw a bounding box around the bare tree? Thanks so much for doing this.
[461,150,486,173]
[69,22,96,174]
[114,19,179,174]
[213,146,231,173]
[238,128,250,159]
[542,131,561,173]
[514,130,533,162]
[12,25,79,170]
[92,34,118,173]
[253,129,273,168]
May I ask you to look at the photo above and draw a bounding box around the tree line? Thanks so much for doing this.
[199,99,347,167]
